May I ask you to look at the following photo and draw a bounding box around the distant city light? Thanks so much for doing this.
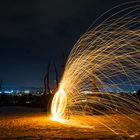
[24,90,30,94]
[4,90,14,94]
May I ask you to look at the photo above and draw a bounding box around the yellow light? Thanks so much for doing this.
[50,2,140,135]
[51,89,67,120]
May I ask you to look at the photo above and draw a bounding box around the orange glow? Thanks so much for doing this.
[51,89,67,120]
[50,2,140,136]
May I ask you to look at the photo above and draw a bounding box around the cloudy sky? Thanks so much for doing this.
[0,0,130,88]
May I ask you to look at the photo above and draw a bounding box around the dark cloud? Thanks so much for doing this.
[0,0,131,87]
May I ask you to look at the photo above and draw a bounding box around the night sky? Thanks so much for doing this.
[0,0,130,88]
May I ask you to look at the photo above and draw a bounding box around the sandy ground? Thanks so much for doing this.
[0,106,140,140]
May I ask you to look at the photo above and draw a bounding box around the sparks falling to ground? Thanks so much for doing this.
[51,1,140,137]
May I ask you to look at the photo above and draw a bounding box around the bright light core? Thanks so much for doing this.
[51,89,67,120]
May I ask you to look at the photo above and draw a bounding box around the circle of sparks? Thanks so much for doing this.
[51,89,67,120]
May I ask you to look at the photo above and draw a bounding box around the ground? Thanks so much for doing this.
[0,106,140,140]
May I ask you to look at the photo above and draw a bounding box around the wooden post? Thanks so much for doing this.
[53,61,59,91]
[43,62,51,112]
[43,62,51,95]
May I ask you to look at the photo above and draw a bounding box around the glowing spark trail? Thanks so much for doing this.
[51,89,67,121]
[51,1,140,136]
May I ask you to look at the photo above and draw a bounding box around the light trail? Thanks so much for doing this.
[51,1,140,137]
[51,88,67,121]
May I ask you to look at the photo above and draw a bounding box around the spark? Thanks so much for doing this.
[51,88,67,121]
[51,1,140,137]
